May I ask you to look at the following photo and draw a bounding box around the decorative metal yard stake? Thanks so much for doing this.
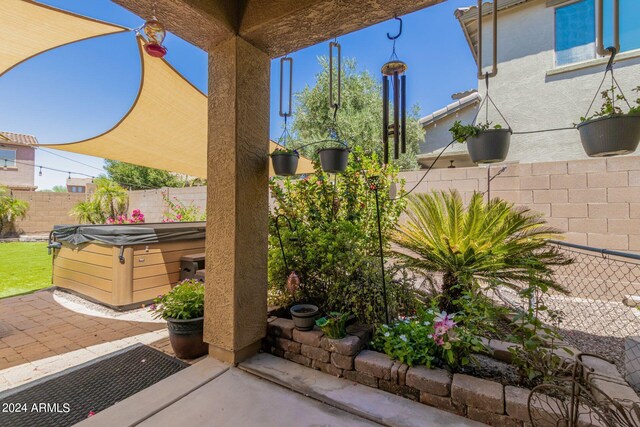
[381,16,407,165]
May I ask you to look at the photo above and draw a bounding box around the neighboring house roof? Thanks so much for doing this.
[418,91,481,128]
[0,131,39,147]
[66,178,93,187]
[456,0,533,64]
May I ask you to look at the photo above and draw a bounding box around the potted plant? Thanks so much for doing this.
[449,121,511,164]
[318,146,349,173]
[151,279,208,359]
[270,147,299,176]
[290,304,320,331]
[577,86,640,157]
[315,312,349,339]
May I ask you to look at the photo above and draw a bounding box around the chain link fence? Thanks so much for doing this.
[499,240,640,385]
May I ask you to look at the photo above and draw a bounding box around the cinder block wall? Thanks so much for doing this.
[10,191,86,234]
[128,158,639,252]
[127,186,207,223]
[399,156,640,252]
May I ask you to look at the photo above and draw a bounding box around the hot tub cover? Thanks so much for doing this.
[52,222,206,246]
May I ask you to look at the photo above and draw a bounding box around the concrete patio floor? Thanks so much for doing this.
[79,353,485,427]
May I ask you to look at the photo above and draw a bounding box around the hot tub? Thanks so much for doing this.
[50,222,206,309]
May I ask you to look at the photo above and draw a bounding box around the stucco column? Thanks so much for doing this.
[205,36,270,363]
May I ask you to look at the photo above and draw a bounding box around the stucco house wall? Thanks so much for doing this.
[0,143,36,190]
[474,0,640,162]
[421,0,640,164]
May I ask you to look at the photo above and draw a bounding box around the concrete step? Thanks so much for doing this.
[239,353,485,427]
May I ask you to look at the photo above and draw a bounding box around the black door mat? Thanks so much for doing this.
[0,344,189,427]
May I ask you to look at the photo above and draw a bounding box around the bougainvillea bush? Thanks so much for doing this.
[162,193,205,222]
[107,209,145,224]
[268,147,415,325]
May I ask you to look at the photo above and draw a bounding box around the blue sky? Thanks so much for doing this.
[0,0,476,189]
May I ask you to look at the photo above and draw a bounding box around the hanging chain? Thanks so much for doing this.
[583,47,631,120]
[329,40,342,140]
[278,55,293,147]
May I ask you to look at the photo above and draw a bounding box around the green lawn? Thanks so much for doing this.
[0,242,52,299]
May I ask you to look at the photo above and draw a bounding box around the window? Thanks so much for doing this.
[0,148,16,168]
[555,0,640,67]
[555,0,595,66]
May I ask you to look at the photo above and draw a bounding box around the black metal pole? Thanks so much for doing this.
[274,215,293,274]
[372,181,389,325]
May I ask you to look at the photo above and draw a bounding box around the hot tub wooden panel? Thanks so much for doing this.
[52,238,205,309]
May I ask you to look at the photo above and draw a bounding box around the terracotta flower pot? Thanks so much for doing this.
[466,129,511,164]
[290,304,319,331]
[318,147,349,173]
[271,151,299,176]
[166,317,208,359]
[577,115,640,157]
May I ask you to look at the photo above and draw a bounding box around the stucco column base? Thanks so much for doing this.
[203,36,270,364]
[208,341,262,365]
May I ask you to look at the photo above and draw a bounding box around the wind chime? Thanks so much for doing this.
[381,16,407,165]
[141,4,168,58]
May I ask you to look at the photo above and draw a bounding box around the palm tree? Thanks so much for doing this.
[0,185,29,235]
[92,177,128,219]
[392,191,571,313]
[70,200,103,224]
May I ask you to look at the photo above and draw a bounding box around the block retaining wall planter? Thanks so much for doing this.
[264,316,639,426]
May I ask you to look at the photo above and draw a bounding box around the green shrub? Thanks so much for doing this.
[316,312,349,339]
[268,147,415,325]
[151,279,205,320]
[0,185,29,236]
[393,190,571,313]
[372,303,487,370]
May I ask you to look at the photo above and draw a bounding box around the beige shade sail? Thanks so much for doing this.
[0,0,128,77]
[43,36,315,177]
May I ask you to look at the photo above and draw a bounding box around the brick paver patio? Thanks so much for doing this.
[0,290,165,370]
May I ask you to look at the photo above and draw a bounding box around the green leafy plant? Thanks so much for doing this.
[151,279,205,320]
[290,57,422,170]
[70,177,128,224]
[162,193,205,222]
[392,191,572,313]
[316,312,350,339]
[268,147,415,325]
[270,147,299,156]
[372,305,487,369]
[507,279,573,387]
[449,121,503,143]
[0,185,29,236]
[581,85,640,122]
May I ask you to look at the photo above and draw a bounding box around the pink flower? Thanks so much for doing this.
[88,411,96,417]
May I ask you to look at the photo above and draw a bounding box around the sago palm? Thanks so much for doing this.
[393,191,571,313]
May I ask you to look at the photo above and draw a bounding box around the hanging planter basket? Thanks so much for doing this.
[466,129,511,164]
[270,151,299,176]
[577,115,640,157]
[318,147,349,173]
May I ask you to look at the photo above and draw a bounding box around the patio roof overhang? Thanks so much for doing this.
[113,0,446,57]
